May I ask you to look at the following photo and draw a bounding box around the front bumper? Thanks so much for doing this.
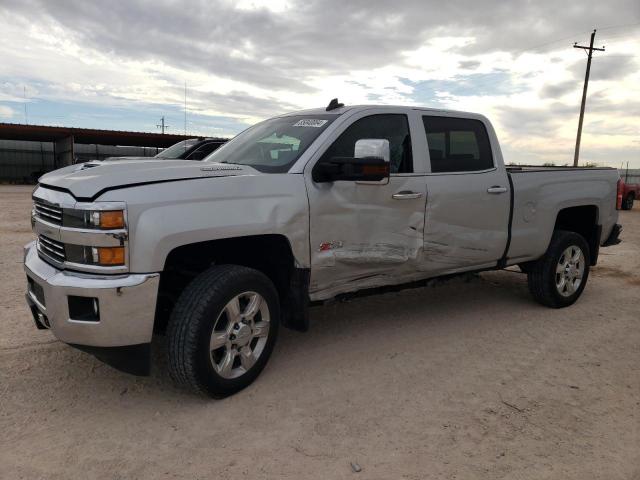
[24,241,159,350]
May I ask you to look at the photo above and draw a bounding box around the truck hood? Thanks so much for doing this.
[39,159,257,200]
[102,156,162,161]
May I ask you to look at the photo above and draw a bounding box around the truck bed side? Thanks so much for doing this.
[506,167,619,265]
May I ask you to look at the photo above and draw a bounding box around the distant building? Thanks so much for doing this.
[0,139,162,183]
[0,123,222,183]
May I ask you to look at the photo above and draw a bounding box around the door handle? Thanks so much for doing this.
[487,186,508,194]
[392,191,424,200]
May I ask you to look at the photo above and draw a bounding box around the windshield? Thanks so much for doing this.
[204,114,337,172]
[155,139,200,159]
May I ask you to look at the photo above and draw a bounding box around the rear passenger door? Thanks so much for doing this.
[420,115,511,273]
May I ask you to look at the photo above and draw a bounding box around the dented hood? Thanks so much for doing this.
[39,159,258,199]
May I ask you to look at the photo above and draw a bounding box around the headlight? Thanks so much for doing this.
[94,210,125,229]
[33,196,129,273]
[63,209,125,230]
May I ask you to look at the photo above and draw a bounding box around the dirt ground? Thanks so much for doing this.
[0,184,638,480]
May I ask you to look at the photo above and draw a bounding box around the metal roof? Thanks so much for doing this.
[0,123,227,148]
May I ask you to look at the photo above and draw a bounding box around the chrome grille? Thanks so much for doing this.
[34,198,63,225]
[37,235,66,263]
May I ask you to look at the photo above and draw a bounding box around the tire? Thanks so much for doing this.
[518,262,533,274]
[622,194,634,211]
[167,264,280,398]
[527,230,590,308]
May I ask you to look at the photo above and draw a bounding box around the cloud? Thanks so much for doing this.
[540,80,576,98]
[3,0,638,89]
[0,0,638,166]
[570,54,638,81]
[498,106,563,136]
[0,105,15,120]
[458,60,481,70]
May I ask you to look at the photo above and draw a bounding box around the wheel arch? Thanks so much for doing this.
[553,205,600,265]
[155,234,310,334]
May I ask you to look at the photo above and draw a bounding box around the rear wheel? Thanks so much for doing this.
[167,265,280,397]
[527,230,590,308]
[622,194,634,210]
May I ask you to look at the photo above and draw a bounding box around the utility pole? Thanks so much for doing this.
[23,86,28,124]
[184,82,188,153]
[156,116,168,134]
[573,29,605,167]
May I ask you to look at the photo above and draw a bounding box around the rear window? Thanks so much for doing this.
[422,116,493,173]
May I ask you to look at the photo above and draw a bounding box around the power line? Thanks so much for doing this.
[597,34,640,45]
[510,23,638,58]
[597,22,640,31]
[573,29,605,167]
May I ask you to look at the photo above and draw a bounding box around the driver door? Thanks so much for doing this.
[304,110,428,300]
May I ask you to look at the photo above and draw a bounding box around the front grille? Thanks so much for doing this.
[34,198,63,225]
[37,235,66,263]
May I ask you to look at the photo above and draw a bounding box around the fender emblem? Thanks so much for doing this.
[200,166,242,172]
[319,241,343,252]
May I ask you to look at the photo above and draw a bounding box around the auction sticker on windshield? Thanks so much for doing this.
[293,119,328,127]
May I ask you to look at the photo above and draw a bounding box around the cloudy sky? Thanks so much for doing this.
[0,0,639,167]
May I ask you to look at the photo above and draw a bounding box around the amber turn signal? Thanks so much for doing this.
[96,246,125,265]
[99,210,125,229]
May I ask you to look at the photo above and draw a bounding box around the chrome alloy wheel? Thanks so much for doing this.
[555,245,585,297]
[209,291,270,379]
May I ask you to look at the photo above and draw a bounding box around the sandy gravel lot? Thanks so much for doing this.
[1,185,638,479]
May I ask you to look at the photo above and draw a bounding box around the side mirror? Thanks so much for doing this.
[354,139,390,162]
[313,139,390,183]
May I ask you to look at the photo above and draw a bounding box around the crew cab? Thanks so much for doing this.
[24,102,622,397]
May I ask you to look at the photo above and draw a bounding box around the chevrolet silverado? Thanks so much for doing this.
[25,102,623,397]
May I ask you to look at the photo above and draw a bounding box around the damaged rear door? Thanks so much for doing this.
[420,114,511,273]
[304,110,428,300]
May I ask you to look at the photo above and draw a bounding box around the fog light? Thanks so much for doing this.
[68,296,100,322]
[66,244,127,267]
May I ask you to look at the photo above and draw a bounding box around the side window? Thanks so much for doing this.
[422,116,493,173]
[186,142,222,160]
[320,114,413,174]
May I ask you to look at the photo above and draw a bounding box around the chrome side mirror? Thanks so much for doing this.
[354,139,390,162]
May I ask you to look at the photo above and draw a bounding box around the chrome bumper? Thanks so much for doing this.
[24,241,159,348]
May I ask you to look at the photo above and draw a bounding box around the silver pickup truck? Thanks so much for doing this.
[25,102,623,397]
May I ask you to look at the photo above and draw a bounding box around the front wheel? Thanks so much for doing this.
[527,230,590,308]
[622,194,634,211]
[167,265,280,397]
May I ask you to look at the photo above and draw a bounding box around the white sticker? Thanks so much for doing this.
[293,119,328,128]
